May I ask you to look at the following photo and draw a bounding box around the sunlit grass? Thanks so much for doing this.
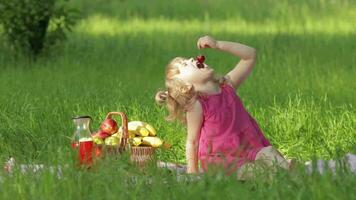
[77,15,355,36]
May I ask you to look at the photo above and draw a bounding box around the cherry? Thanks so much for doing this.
[196,55,205,69]
[196,55,205,63]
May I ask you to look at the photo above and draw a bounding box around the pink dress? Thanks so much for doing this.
[197,83,271,175]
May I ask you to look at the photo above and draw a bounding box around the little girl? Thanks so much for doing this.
[155,35,292,179]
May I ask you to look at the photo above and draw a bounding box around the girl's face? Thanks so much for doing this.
[174,57,214,85]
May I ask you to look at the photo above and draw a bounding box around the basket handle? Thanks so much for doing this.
[105,112,129,149]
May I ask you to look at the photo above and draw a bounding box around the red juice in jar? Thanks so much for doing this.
[78,138,94,165]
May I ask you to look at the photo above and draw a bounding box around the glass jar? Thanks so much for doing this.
[71,116,94,166]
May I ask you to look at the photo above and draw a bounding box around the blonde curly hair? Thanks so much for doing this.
[155,57,226,124]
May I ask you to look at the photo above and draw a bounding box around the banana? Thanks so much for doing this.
[118,126,136,138]
[126,121,159,137]
[145,123,157,136]
[128,121,150,137]
[131,137,143,146]
[129,132,136,138]
[138,127,149,137]
[142,137,163,148]
[128,121,145,132]
[100,122,162,148]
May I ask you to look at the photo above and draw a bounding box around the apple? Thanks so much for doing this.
[100,119,118,135]
[91,130,110,140]
[105,136,120,146]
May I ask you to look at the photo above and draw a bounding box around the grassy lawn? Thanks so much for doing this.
[0,0,355,199]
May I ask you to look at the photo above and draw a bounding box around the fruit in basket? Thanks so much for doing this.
[145,123,157,136]
[129,132,136,138]
[100,119,118,135]
[91,131,110,145]
[128,121,157,137]
[138,127,150,137]
[105,135,120,146]
[92,137,104,145]
[131,137,143,146]
[142,137,163,148]
[128,121,145,130]
[111,132,121,139]
[128,121,149,137]
[118,126,136,138]
[92,130,110,140]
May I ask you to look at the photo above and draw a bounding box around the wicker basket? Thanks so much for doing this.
[98,112,156,167]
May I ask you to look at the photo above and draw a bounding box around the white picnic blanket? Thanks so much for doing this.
[3,153,356,179]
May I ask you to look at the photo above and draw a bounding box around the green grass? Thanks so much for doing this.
[0,0,355,199]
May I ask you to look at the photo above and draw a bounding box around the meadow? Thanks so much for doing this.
[0,0,355,199]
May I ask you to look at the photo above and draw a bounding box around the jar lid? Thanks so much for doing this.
[72,115,92,120]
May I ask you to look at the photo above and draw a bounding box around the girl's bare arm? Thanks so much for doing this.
[185,100,203,174]
[216,40,256,90]
[197,36,256,90]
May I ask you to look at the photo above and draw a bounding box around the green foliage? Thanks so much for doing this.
[0,0,80,57]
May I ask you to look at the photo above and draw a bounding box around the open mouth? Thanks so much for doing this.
[196,62,205,69]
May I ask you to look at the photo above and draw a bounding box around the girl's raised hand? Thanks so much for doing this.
[197,35,218,49]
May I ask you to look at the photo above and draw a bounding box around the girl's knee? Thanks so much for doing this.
[255,146,289,170]
[256,146,274,159]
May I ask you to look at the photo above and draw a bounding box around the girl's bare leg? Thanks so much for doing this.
[236,162,258,181]
[255,146,290,170]
[236,146,292,181]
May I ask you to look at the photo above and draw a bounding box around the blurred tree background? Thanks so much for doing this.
[0,0,79,57]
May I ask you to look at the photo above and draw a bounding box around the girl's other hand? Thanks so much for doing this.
[197,35,218,49]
